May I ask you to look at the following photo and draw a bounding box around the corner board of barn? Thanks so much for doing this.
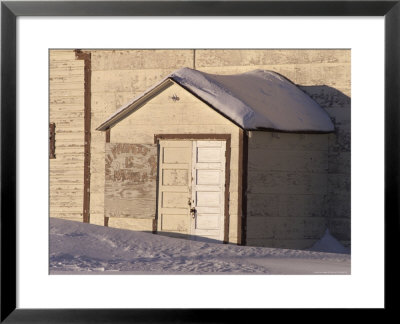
[49,49,351,250]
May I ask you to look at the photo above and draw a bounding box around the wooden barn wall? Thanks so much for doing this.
[194,49,351,247]
[49,50,85,222]
[108,83,240,242]
[246,132,330,249]
[49,49,350,247]
[89,50,195,230]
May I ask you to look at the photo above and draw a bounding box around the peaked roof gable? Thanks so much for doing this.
[97,68,334,133]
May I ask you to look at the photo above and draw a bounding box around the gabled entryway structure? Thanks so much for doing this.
[97,68,334,248]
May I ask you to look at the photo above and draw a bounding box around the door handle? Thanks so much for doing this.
[190,207,196,218]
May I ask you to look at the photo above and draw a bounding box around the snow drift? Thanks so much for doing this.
[309,229,350,254]
[50,218,350,275]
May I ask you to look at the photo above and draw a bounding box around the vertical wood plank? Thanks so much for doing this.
[75,50,91,223]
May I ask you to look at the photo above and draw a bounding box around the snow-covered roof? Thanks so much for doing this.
[97,68,334,132]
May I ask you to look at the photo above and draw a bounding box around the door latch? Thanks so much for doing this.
[190,207,196,218]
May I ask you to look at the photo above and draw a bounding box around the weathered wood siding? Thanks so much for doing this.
[49,50,85,222]
[104,143,157,219]
[89,50,195,227]
[157,140,192,237]
[194,49,351,247]
[49,49,350,248]
[246,132,330,249]
[109,82,240,242]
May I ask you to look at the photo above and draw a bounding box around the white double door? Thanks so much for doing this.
[158,140,226,242]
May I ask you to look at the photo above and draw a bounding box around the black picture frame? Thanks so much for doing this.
[1,1,398,322]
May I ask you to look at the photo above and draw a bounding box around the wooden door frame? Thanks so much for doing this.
[154,134,231,243]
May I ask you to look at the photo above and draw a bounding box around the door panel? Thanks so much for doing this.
[191,140,226,242]
[157,140,192,236]
[157,139,226,242]
[162,169,188,186]
[196,214,220,229]
[196,170,221,185]
[196,191,220,206]
[162,192,188,208]
[161,213,190,231]
[163,147,191,163]
[196,148,223,162]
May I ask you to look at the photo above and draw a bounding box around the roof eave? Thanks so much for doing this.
[250,127,335,134]
[96,79,174,131]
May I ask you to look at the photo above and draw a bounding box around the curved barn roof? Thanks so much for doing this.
[97,68,334,132]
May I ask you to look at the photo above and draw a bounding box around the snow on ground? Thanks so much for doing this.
[50,218,350,275]
[309,229,350,254]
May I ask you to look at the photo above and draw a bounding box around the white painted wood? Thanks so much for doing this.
[157,140,192,234]
[197,147,223,163]
[196,170,221,185]
[157,139,226,242]
[191,140,226,242]
[196,191,220,206]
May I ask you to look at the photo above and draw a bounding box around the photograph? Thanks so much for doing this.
[1,0,396,319]
[49,49,351,275]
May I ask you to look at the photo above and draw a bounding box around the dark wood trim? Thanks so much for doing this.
[154,133,231,144]
[75,49,91,224]
[152,219,157,234]
[153,143,161,234]
[237,129,248,246]
[237,129,243,245]
[105,128,110,143]
[223,136,231,244]
[252,127,334,134]
[104,129,110,226]
[242,131,248,246]
[49,122,56,159]
[154,133,231,243]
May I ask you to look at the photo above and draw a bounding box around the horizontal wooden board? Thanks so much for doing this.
[50,215,83,222]
[246,238,318,249]
[107,217,154,231]
[91,49,193,71]
[326,193,351,219]
[199,63,350,91]
[248,149,328,173]
[105,143,157,219]
[246,216,327,240]
[247,171,328,195]
[328,151,351,174]
[328,173,351,194]
[247,193,328,218]
[299,86,351,109]
[195,49,350,67]
[248,131,329,151]
[91,69,177,93]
